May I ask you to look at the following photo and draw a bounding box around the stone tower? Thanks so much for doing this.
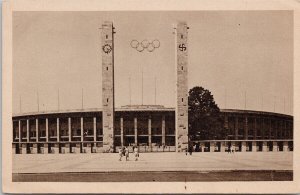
[175,22,189,152]
[101,21,115,152]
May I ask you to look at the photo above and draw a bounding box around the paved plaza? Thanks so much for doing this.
[13,152,292,174]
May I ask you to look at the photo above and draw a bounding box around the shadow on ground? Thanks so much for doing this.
[13,170,293,182]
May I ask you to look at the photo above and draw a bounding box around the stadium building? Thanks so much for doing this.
[12,21,293,154]
[12,106,293,154]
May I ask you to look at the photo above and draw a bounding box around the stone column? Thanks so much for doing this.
[220,141,226,152]
[244,116,248,140]
[46,118,49,142]
[235,117,238,140]
[261,118,265,139]
[148,117,152,148]
[52,143,59,154]
[57,118,60,142]
[86,143,92,153]
[252,141,257,152]
[254,118,257,140]
[36,119,39,142]
[273,141,278,152]
[175,22,189,152]
[81,117,84,142]
[43,143,48,154]
[134,117,138,145]
[283,141,289,152]
[21,143,27,154]
[282,120,285,139]
[93,117,97,142]
[64,143,70,154]
[274,120,278,139]
[120,117,124,147]
[68,117,71,141]
[162,115,166,146]
[101,21,115,152]
[287,122,290,139]
[210,142,215,152]
[200,142,205,152]
[32,143,38,154]
[26,119,30,142]
[74,143,81,153]
[284,120,287,139]
[241,141,247,152]
[18,120,21,143]
[280,121,283,139]
[262,141,268,152]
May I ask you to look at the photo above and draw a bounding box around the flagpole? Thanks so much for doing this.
[82,88,84,110]
[37,91,39,112]
[58,89,60,111]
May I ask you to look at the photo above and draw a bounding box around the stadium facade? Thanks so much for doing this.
[12,106,293,154]
[12,21,293,154]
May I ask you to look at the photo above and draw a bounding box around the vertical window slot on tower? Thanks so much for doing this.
[106,35,108,39]
[181,66,183,70]
[181,34,183,39]
[106,67,108,71]
[182,98,183,102]
[107,98,109,103]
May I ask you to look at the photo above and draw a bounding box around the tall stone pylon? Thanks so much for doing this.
[101,21,115,152]
[175,22,189,152]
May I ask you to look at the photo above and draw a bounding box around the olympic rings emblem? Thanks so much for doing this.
[130,39,160,52]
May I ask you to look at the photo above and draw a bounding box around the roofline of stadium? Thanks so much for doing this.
[12,105,293,118]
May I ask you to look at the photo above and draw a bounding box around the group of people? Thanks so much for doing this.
[185,145,194,155]
[118,146,139,161]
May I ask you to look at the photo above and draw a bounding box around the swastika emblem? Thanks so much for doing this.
[102,44,112,54]
[179,44,187,51]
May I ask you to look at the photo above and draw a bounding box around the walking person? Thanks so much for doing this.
[232,144,235,153]
[134,146,139,161]
[189,145,193,155]
[122,146,125,157]
[118,147,123,161]
[228,145,231,154]
[125,147,129,161]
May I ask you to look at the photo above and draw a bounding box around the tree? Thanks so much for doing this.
[188,86,225,140]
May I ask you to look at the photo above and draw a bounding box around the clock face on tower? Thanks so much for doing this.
[102,44,112,54]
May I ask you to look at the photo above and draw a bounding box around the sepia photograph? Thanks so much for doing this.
[2,0,300,194]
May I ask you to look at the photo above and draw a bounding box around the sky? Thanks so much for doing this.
[13,11,293,115]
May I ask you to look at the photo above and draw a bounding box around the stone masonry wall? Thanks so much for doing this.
[102,21,115,152]
[175,22,189,152]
